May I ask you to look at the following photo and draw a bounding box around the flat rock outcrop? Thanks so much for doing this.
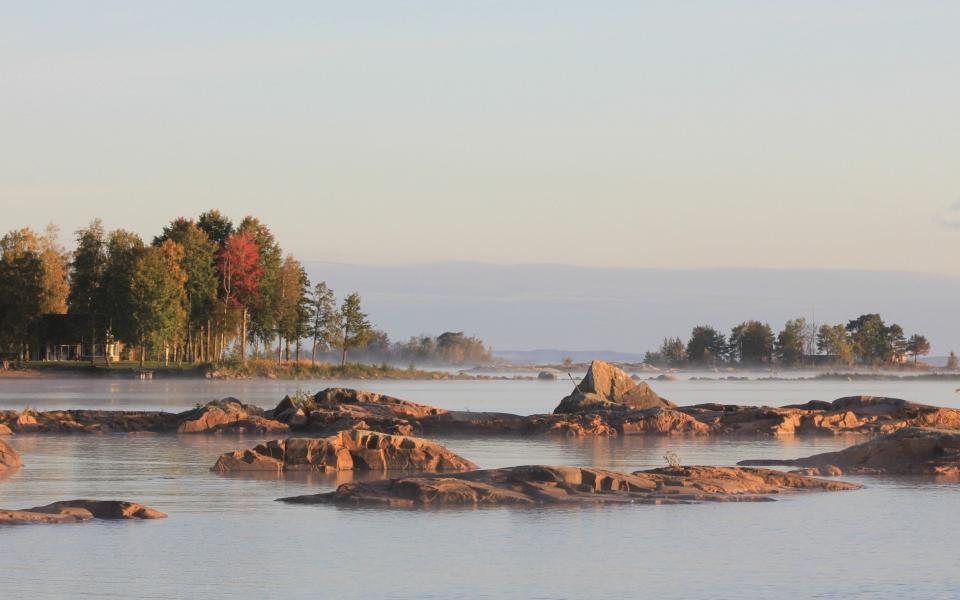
[270,388,446,436]
[0,439,21,473]
[553,360,675,414]
[212,430,477,473]
[0,409,180,434]
[0,499,166,525]
[177,398,289,434]
[279,464,859,508]
[0,398,287,435]
[679,396,960,436]
[4,387,959,439]
[739,427,960,476]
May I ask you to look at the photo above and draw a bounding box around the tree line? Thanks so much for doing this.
[644,314,933,368]
[0,212,490,368]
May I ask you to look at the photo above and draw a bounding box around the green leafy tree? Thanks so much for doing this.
[905,334,931,365]
[101,229,146,357]
[775,318,808,366]
[129,241,188,367]
[433,331,491,364]
[729,321,775,364]
[686,326,727,366]
[275,255,310,363]
[339,292,372,366]
[68,220,108,364]
[197,210,234,248]
[307,281,341,366]
[157,221,218,362]
[0,230,44,361]
[661,337,686,366]
[35,224,69,314]
[816,324,854,366]
[846,314,905,365]
[645,337,686,367]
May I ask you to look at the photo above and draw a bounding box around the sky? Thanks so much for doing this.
[2,1,960,274]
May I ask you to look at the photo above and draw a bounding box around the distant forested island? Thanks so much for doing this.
[0,211,491,373]
[643,315,945,369]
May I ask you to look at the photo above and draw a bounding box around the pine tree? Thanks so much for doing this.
[0,230,44,361]
[339,292,372,367]
[308,281,340,366]
[68,220,108,364]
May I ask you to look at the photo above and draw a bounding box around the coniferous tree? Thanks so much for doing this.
[68,220,108,364]
[339,292,372,366]
[307,281,340,366]
[0,230,44,361]
[197,210,234,248]
[905,334,931,365]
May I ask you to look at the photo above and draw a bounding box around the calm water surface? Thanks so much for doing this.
[1,378,958,599]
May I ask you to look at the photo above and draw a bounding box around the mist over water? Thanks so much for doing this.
[1,379,959,599]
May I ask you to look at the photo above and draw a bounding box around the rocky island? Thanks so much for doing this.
[4,361,959,438]
[278,464,860,508]
[739,427,960,476]
[0,500,166,525]
[212,429,477,473]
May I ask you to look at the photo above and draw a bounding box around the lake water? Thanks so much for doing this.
[1,378,958,599]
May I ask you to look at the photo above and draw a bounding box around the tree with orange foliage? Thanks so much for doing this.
[217,231,263,364]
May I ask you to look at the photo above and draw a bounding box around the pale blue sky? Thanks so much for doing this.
[2,2,960,272]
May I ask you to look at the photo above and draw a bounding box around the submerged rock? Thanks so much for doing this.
[0,439,21,473]
[212,429,477,473]
[279,464,859,507]
[553,360,675,414]
[0,500,166,525]
[739,427,960,476]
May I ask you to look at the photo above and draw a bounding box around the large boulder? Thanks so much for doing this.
[177,398,289,434]
[270,388,446,436]
[553,360,674,414]
[739,427,960,476]
[0,439,21,474]
[0,500,166,525]
[212,429,477,473]
[279,464,859,508]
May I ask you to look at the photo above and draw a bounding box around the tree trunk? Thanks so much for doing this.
[139,341,145,369]
[240,307,248,365]
[277,337,282,366]
[296,338,301,363]
[311,334,318,366]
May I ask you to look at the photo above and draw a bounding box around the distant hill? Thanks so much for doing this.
[302,261,960,356]
[492,349,647,365]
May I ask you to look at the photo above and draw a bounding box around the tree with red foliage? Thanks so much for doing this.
[217,231,263,364]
